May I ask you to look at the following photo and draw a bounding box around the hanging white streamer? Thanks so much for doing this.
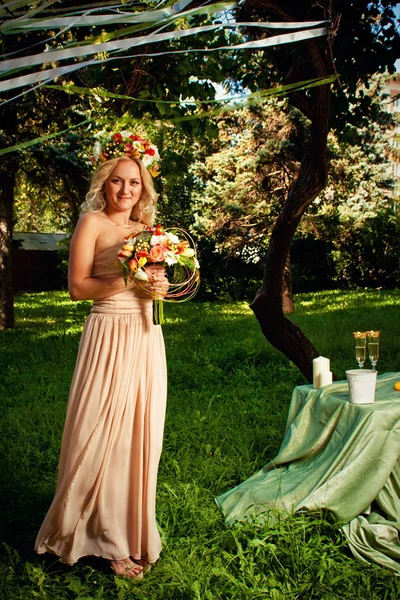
[2,0,61,27]
[3,11,326,32]
[0,26,327,93]
[0,22,327,75]
[0,0,206,62]
[0,0,174,19]
[0,0,209,32]
[0,1,235,72]
[0,0,35,17]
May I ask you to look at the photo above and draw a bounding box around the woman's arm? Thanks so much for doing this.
[68,214,127,301]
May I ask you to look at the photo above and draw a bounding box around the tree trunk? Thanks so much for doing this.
[0,170,16,329]
[250,34,333,381]
[282,252,294,314]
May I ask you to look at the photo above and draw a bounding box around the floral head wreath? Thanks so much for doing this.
[91,130,160,177]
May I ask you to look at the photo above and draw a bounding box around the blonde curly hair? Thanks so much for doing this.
[81,156,158,226]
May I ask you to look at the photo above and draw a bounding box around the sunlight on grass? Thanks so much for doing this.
[1,290,400,599]
[295,288,400,315]
[289,288,400,380]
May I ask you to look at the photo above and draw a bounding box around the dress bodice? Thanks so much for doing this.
[92,244,122,278]
[91,243,152,315]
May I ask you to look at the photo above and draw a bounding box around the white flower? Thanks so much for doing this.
[151,234,168,246]
[142,153,155,167]
[131,140,144,151]
[165,252,178,266]
[166,232,179,244]
[93,141,102,159]
[120,130,133,139]
[181,248,195,257]
[135,269,149,281]
[142,145,159,167]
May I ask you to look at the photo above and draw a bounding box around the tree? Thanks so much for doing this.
[14,133,93,233]
[225,0,399,381]
[189,71,398,301]
[190,99,310,308]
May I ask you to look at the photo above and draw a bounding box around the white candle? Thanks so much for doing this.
[313,356,330,388]
[319,370,333,387]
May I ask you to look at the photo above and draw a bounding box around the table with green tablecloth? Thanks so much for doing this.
[216,371,400,573]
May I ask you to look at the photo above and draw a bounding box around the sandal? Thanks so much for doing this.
[111,557,144,579]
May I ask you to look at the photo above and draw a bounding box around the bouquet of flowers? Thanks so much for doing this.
[117,224,200,324]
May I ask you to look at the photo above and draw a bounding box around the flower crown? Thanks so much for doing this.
[91,130,160,177]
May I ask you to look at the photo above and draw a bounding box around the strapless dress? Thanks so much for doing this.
[35,243,167,565]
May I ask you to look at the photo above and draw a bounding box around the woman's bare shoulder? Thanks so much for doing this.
[70,213,105,247]
[74,212,106,232]
[78,211,105,225]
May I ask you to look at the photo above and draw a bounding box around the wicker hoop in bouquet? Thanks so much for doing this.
[117,225,200,324]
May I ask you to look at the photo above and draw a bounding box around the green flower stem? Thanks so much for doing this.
[153,299,164,325]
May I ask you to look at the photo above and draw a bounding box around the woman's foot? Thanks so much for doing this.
[110,558,143,579]
[132,555,153,573]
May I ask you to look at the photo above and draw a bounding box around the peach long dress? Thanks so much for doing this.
[35,243,167,565]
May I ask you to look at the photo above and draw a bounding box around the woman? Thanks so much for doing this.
[35,155,168,578]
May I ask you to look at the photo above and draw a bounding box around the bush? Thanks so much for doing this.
[290,211,400,292]
[331,212,400,288]
[196,238,264,301]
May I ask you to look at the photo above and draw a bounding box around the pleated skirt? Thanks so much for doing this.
[35,292,167,565]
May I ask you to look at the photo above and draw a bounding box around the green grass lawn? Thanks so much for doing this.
[1,289,400,599]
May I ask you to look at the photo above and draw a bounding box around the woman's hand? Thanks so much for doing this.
[130,264,169,299]
[144,264,169,298]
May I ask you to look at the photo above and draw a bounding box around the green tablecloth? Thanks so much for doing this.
[216,372,400,573]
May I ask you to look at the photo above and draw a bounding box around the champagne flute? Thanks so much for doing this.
[353,331,367,368]
[367,330,380,370]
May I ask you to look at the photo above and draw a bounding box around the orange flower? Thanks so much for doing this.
[148,165,160,178]
[177,241,189,253]
[128,258,138,272]
[149,244,166,263]
[118,249,133,258]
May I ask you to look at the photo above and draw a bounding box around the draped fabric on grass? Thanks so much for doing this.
[35,244,167,565]
[216,372,400,574]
